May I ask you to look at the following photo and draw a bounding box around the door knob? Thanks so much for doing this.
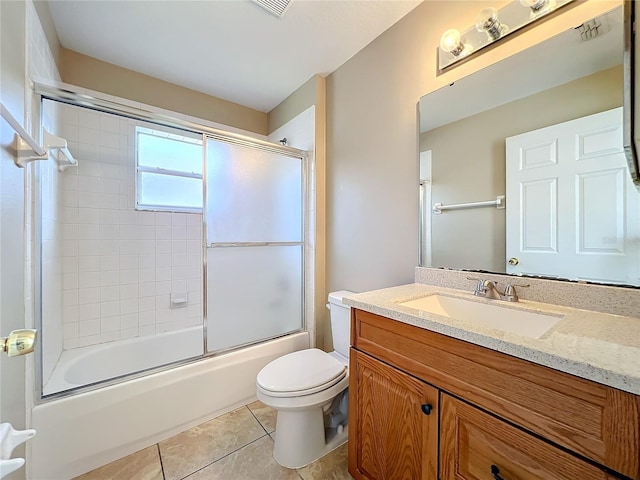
[1,329,37,357]
[508,257,519,265]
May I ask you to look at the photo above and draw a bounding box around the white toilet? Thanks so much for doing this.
[256,290,353,468]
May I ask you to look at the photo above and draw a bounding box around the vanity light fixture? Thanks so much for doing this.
[438,0,572,71]
[520,0,556,17]
[476,7,507,41]
[439,29,470,57]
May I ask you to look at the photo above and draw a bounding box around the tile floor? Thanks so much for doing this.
[75,401,352,480]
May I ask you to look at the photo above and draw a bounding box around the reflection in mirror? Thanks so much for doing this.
[419,6,640,287]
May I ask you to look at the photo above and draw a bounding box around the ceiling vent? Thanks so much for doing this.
[252,0,293,18]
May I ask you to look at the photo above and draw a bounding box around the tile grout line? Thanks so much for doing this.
[157,443,166,480]
[246,404,271,436]
[178,433,270,480]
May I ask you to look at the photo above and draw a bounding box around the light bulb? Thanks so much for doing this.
[520,0,555,16]
[476,7,504,41]
[439,29,464,56]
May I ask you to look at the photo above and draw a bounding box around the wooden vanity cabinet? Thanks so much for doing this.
[440,394,616,480]
[348,349,439,480]
[348,308,640,480]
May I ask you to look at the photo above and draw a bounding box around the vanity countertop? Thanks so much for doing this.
[344,283,640,395]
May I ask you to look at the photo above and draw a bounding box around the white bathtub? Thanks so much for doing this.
[30,331,309,479]
[43,326,206,395]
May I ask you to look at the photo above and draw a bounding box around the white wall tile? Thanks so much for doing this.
[100,270,119,286]
[156,267,171,282]
[155,281,171,295]
[156,240,172,254]
[100,331,120,343]
[79,271,100,288]
[78,335,100,347]
[100,286,119,302]
[121,313,138,330]
[120,284,138,300]
[120,254,138,269]
[79,319,100,337]
[100,301,119,317]
[79,256,100,272]
[139,268,155,283]
[79,287,100,305]
[138,296,156,312]
[78,303,100,321]
[63,306,79,323]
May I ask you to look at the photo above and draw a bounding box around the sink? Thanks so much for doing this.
[398,294,562,339]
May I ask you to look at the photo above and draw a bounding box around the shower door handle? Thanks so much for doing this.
[1,329,37,357]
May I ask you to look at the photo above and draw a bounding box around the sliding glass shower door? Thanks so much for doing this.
[204,138,305,353]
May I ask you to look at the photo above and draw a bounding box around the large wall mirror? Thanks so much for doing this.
[419,5,640,288]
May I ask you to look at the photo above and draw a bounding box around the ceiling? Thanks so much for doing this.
[47,0,422,113]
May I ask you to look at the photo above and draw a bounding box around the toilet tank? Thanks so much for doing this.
[328,290,354,359]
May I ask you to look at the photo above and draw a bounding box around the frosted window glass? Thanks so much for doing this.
[138,132,203,174]
[206,245,302,352]
[206,140,302,243]
[139,172,202,209]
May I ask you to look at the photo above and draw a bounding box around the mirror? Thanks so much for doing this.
[419,5,640,287]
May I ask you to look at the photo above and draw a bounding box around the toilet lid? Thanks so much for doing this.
[257,348,346,394]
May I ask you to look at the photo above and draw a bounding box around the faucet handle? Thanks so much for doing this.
[502,283,529,302]
[466,277,484,295]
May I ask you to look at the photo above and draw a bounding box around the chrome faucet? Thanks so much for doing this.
[468,277,529,302]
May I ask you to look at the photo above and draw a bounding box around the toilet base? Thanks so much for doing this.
[272,406,348,469]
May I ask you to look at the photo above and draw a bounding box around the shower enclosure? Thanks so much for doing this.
[35,86,308,398]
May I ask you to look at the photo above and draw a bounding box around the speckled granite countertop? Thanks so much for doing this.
[343,283,640,396]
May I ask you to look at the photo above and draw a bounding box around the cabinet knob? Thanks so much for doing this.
[491,465,506,480]
[508,257,519,266]
[420,403,433,415]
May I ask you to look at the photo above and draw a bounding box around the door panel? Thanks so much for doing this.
[506,107,640,284]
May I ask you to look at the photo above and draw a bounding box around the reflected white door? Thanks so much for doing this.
[506,107,640,285]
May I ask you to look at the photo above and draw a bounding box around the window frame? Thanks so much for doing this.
[135,126,204,213]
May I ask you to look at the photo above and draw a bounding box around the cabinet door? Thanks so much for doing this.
[440,393,616,480]
[348,349,438,480]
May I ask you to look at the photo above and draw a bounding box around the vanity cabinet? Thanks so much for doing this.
[349,349,438,480]
[348,308,640,480]
[440,394,616,480]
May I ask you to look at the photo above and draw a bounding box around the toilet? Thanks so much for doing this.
[256,290,353,468]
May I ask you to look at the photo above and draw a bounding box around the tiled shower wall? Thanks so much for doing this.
[58,104,203,350]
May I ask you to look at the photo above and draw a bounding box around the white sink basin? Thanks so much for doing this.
[398,294,562,339]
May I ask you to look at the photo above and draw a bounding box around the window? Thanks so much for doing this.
[136,127,203,212]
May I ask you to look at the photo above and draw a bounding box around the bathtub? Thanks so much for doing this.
[43,326,206,395]
[29,331,309,479]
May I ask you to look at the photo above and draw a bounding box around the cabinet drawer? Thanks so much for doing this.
[440,394,616,480]
[352,309,640,479]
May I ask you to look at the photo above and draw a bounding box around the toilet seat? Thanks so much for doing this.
[257,349,347,398]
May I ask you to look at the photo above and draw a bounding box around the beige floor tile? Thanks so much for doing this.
[296,443,352,480]
[184,436,300,480]
[73,445,163,480]
[247,400,277,434]
[159,406,267,480]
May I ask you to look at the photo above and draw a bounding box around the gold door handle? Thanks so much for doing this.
[508,257,519,266]
[1,329,37,357]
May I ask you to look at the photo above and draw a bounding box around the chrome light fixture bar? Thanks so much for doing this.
[438,0,573,71]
